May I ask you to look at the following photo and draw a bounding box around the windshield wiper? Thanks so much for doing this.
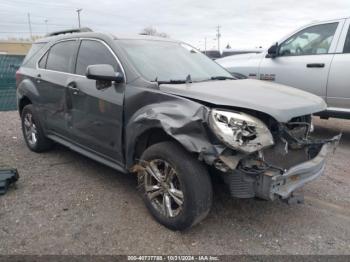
[210,76,235,80]
[156,79,187,84]
[154,74,192,85]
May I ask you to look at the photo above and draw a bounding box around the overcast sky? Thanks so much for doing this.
[1,0,350,50]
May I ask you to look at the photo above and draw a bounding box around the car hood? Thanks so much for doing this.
[216,52,265,66]
[159,79,326,123]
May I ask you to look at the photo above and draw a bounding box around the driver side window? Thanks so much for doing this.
[279,23,338,56]
[75,40,121,76]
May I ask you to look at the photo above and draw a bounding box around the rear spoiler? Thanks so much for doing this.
[46,27,93,37]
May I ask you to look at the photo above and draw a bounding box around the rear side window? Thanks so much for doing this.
[46,40,76,73]
[344,26,350,53]
[75,40,120,76]
[22,43,46,65]
[38,52,48,68]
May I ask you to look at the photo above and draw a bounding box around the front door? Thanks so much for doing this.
[326,19,350,110]
[67,39,125,165]
[259,20,343,100]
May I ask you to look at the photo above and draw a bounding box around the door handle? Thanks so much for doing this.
[67,82,79,95]
[35,74,41,83]
[306,63,325,68]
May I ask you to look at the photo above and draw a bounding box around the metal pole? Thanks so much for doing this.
[27,13,33,40]
[76,8,82,28]
[44,19,48,34]
[216,25,221,53]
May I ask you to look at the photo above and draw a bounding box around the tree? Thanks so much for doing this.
[140,27,169,38]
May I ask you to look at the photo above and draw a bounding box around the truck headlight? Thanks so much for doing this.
[209,109,274,153]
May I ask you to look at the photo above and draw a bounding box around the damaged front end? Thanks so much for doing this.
[209,110,341,201]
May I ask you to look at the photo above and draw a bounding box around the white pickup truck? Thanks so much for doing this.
[217,17,350,119]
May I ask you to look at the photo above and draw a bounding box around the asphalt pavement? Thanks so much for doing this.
[0,111,349,255]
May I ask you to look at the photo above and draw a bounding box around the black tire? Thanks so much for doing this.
[138,141,213,230]
[21,104,53,152]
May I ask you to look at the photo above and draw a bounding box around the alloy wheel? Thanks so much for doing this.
[143,159,184,218]
[23,113,38,146]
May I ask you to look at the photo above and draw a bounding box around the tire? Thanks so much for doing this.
[138,141,213,230]
[21,104,53,152]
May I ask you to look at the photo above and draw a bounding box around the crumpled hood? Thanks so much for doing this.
[159,79,326,123]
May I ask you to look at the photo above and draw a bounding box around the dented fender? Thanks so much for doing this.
[124,86,225,168]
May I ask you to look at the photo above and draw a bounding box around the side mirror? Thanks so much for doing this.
[86,64,123,83]
[266,42,279,58]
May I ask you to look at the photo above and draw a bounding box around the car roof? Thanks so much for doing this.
[308,17,350,25]
[35,30,180,44]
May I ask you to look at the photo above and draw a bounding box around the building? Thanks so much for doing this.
[0,40,32,55]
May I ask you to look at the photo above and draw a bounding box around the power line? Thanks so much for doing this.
[0,0,126,20]
[0,32,46,34]
[0,21,73,27]
[1,0,75,10]
[0,11,74,22]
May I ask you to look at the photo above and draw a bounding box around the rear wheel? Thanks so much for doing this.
[138,141,213,230]
[21,104,53,152]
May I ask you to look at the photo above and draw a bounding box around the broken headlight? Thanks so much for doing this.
[209,109,274,153]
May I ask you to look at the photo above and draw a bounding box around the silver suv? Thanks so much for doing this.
[217,17,350,119]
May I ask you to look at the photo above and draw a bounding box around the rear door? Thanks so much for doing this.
[67,39,125,164]
[259,20,344,99]
[36,39,78,137]
[326,18,350,110]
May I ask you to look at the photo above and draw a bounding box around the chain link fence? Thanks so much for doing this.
[0,54,25,111]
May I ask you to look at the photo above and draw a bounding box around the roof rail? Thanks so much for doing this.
[47,27,93,37]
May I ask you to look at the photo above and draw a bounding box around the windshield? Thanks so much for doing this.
[117,39,233,82]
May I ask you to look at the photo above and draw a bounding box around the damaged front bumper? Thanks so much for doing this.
[257,134,340,200]
[224,134,341,201]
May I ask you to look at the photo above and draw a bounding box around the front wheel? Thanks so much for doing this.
[138,141,213,230]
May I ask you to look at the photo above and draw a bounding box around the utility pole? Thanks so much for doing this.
[204,37,207,54]
[27,13,33,40]
[44,19,48,34]
[76,8,82,28]
[216,25,221,53]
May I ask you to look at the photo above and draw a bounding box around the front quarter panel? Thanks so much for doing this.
[124,85,225,168]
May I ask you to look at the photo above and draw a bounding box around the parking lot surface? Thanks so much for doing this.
[0,111,349,255]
